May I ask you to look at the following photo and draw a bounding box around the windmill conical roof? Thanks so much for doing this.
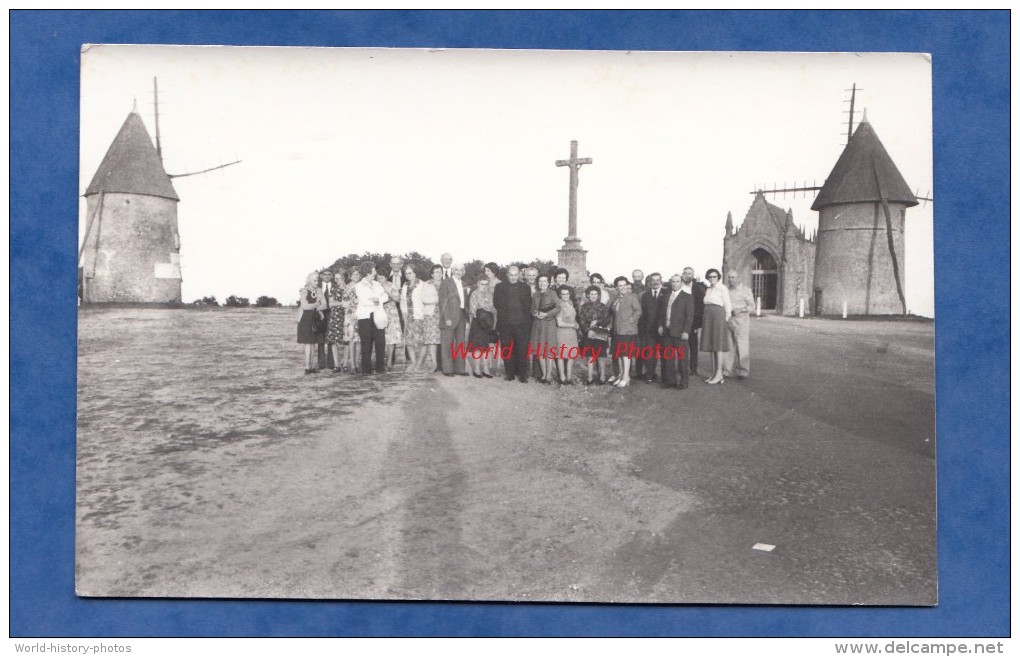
[85,110,179,201]
[811,120,917,211]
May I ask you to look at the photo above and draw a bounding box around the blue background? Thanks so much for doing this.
[10,10,1009,637]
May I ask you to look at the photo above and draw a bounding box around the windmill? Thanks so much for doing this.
[748,84,932,316]
[78,78,240,305]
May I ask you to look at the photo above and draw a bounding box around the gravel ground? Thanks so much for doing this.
[76,308,936,604]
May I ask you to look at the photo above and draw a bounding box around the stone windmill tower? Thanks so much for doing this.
[742,86,929,317]
[79,103,182,304]
[79,81,239,305]
[810,113,918,315]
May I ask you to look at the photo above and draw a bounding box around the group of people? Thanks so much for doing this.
[297,253,755,390]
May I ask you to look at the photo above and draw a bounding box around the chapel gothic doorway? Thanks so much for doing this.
[750,248,778,311]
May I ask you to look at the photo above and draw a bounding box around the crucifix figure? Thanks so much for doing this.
[554,140,592,284]
[556,140,592,244]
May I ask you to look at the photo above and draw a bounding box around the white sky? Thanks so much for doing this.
[80,46,934,315]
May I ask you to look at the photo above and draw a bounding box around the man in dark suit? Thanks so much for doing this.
[439,252,454,280]
[439,263,468,376]
[437,251,457,371]
[660,273,694,389]
[682,266,707,377]
[493,265,533,382]
[637,272,666,382]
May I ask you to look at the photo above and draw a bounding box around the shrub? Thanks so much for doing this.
[255,296,281,308]
[224,295,250,308]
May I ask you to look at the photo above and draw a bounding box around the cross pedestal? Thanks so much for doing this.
[558,239,588,286]
[555,140,592,284]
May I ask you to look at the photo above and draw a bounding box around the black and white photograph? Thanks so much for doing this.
[76,45,936,605]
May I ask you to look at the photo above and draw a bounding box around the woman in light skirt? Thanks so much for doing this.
[700,268,732,385]
[554,284,580,384]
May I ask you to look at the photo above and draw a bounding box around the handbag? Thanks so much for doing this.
[587,326,611,342]
[371,283,389,329]
[475,309,499,343]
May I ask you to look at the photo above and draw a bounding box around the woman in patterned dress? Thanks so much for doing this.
[421,264,443,372]
[342,268,361,373]
[376,265,403,372]
[400,265,426,371]
[326,268,347,372]
[483,262,501,290]
[467,276,497,378]
[578,285,611,385]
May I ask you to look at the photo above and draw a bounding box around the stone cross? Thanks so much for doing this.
[555,140,592,242]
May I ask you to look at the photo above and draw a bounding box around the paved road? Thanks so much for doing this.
[609,316,936,604]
